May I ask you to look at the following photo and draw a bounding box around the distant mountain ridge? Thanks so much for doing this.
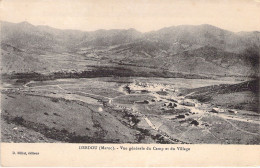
[1,21,259,77]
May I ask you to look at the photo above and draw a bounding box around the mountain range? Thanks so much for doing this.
[1,21,259,77]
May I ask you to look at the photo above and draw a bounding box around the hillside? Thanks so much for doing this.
[1,21,259,77]
[182,80,259,112]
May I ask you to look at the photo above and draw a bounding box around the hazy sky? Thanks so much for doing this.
[1,0,260,32]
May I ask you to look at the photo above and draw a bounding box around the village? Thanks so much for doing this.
[102,80,243,143]
[119,80,238,115]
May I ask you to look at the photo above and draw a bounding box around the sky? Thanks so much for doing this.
[0,0,260,32]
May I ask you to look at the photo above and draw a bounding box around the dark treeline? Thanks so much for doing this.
[1,67,211,84]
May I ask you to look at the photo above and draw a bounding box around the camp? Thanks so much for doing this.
[153,147,164,151]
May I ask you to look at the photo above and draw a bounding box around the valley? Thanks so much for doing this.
[1,21,259,144]
[1,77,259,144]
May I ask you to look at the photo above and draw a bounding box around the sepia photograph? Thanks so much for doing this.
[0,0,259,146]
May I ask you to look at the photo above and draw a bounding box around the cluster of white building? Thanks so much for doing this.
[128,81,174,92]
